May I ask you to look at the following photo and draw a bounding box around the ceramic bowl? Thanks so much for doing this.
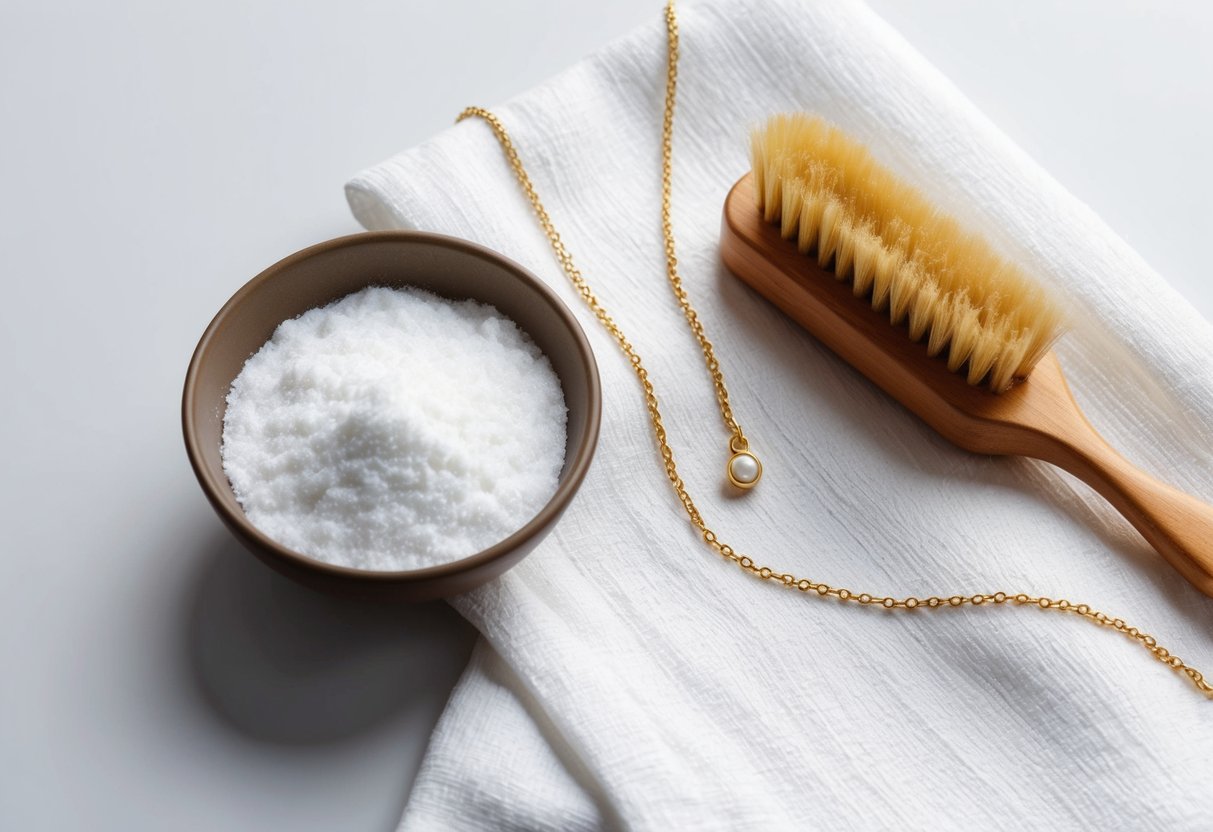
[183,231,600,601]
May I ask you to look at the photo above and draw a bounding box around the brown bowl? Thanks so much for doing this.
[183,231,601,601]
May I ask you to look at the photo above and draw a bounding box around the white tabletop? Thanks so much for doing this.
[2,1,1209,829]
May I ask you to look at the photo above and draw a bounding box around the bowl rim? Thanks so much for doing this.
[182,229,602,585]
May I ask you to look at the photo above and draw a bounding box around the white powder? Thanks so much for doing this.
[221,286,568,571]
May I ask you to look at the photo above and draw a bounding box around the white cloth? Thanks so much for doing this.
[346,0,1213,828]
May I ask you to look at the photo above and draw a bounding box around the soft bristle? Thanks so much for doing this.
[750,113,1064,392]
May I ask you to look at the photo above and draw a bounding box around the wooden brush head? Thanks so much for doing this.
[750,114,1064,393]
[723,116,1213,600]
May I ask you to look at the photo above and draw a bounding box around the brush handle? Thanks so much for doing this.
[1027,406,1213,596]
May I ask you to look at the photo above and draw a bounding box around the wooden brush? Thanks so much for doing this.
[720,113,1213,596]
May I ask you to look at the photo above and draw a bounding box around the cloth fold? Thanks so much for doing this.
[347,0,1213,828]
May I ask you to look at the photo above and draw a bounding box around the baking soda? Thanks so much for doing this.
[221,286,568,571]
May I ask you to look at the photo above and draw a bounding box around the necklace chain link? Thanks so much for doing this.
[658,6,748,452]
[455,2,1210,696]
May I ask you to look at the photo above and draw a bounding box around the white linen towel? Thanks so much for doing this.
[346,0,1213,828]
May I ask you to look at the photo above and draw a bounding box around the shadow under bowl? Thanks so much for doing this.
[182,231,601,601]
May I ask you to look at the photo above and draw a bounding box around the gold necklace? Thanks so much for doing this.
[456,2,1210,696]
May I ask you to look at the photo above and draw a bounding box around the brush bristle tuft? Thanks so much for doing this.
[750,113,1064,392]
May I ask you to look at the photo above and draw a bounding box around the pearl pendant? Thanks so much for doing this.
[727,450,762,489]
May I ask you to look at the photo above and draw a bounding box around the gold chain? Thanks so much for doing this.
[455,1,1210,696]
[658,5,749,456]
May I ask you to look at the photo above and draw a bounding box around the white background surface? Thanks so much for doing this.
[1,1,1209,829]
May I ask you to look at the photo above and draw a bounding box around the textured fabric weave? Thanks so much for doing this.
[347,1,1213,828]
